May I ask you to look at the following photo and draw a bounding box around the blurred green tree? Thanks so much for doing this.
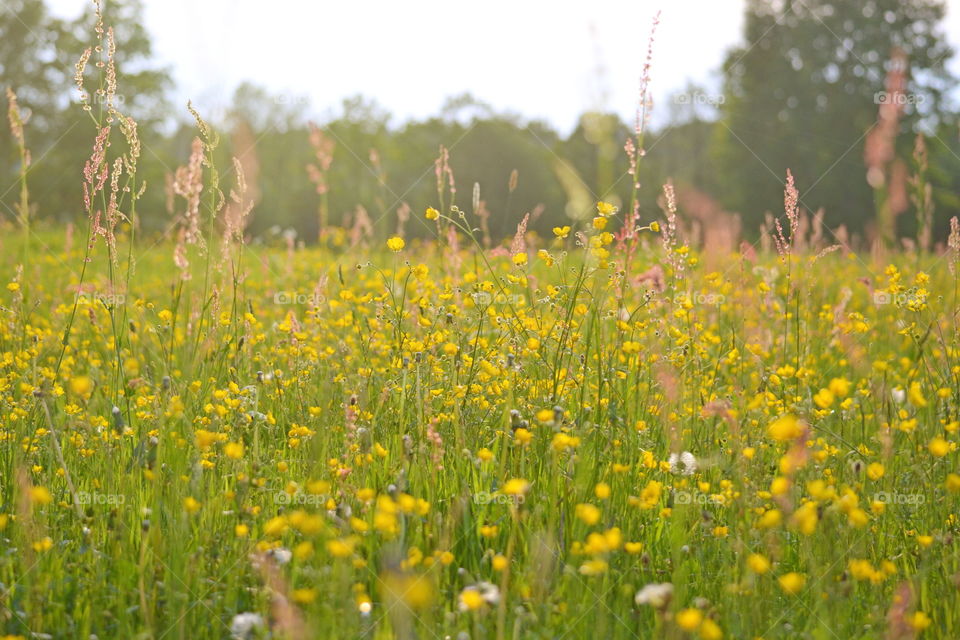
[1,0,67,224]
[715,0,953,239]
[1,0,171,227]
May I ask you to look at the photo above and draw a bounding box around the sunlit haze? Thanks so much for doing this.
[45,0,960,131]
[47,0,749,130]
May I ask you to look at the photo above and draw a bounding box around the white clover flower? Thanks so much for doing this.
[668,451,698,475]
[268,547,292,565]
[477,581,500,605]
[230,612,264,639]
[892,387,906,404]
[635,582,673,608]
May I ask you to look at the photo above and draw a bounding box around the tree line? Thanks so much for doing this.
[2,0,959,246]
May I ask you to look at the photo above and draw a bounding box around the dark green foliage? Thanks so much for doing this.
[714,0,954,236]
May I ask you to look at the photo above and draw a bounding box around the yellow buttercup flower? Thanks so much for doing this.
[32,537,53,552]
[946,473,960,492]
[699,618,723,640]
[29,486,52,506]
[813,388,834,409]
[747,553,771,574]
[459,588,485,611]
[575,503,601,526]
[828,377,851,397]
[778,572,806,595]
[908,382,927,408]
[596,201,617,216]
[183,497,201,514]
[909,611,932,631]
[768,415,803,441]
[502,478,530,497]
[291,588,317,604]
[224,441,244,459]
[928,436,950,457]
[70,375,94,397]
[676,608,703,631]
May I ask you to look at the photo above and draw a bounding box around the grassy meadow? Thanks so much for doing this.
[0,213,958,639]
[2,3,960,639]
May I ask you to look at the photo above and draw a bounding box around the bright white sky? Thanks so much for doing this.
[46,0,960,133]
